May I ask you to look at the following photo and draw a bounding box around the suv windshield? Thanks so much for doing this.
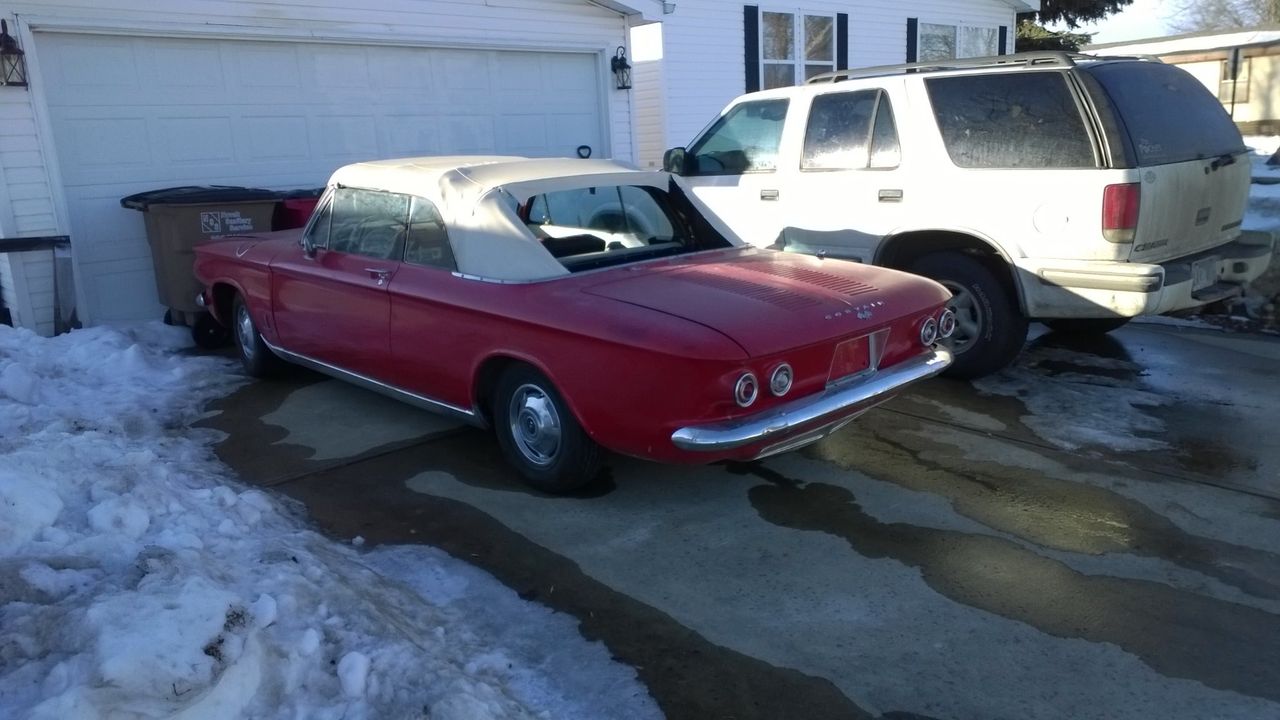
[1084,61,1246,166]
[520,184,729,272]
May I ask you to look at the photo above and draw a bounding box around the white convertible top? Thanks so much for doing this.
[325,156,738,282]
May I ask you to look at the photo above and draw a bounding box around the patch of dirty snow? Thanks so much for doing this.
[0,323,658,720]
[974,346,1170,452]
[910,396,1008,433]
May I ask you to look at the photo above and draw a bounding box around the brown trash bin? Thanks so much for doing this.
[121,186,281,327]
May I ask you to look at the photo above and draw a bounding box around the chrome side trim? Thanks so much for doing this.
[671,348,952,453]
[260,337,484,427]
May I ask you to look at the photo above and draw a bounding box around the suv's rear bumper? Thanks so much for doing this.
[1016,230,1276,319]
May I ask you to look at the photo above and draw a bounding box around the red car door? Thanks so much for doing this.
[385,196,475,409]
[271,189,409,380]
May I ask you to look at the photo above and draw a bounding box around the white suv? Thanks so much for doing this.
[664,52,1274,378]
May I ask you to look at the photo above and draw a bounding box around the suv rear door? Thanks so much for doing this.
[1082,61,1250,266]
[780,87,905,262]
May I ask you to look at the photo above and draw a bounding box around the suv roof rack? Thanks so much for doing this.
[807,51,1159,84]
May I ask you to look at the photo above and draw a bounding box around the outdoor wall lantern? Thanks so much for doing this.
[611,46,631,90]
[0,20,27,88]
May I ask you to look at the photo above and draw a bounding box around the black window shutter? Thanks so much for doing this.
[745,6,760,93]
[998,25,1009,55]
[906,18,918,62]
[836,13,849,70]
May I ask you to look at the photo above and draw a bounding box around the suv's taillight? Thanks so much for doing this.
[1102,183,1140,243]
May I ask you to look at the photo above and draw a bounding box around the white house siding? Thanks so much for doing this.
[658,0,1021,149]
[0,88,60,335]
[631,23,668,169]
[0,0,634,331]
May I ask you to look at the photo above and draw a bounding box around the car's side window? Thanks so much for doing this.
[328,188,410,260]
[869,95,901,169]
[686,99,789,175]
[925,72,1096,169]
[802,89,901,172]
[802,90,874,170]
[304,197,333,249]
[403,197,456,270]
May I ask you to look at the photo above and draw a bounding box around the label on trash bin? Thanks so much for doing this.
[199,211,256,235]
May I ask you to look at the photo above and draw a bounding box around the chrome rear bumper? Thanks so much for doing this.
[671,348,952,455]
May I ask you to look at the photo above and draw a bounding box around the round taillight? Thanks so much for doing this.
[938,309,957,339]
[734,372,759,407]
[920,317,939,346]
[769,363,793,396]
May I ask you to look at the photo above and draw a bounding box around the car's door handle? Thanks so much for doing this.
[760,189,780,201]
[879,189,903,202]
[364,267,392,286]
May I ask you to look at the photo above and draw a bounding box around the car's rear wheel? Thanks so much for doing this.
[232,294,280,378]
[911,252,1027,379]
[1043,317,1132,335]
[493,365,602,493]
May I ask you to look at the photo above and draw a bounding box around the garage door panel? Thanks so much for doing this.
[40,32,606,323]
[312,116,380,159]
[234,46,303,89]
[370,50,435,90]
[150,42,225,89]
[311,47,373,88]
[383,116,443,156]
[54,117,152,179]
[500,115,549,156]
[158,117,237,164]
[444,116,498,154]
[240,116,312,160]
[83,260,163,323]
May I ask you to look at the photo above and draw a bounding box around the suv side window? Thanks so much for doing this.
[328,188,410,260]
[802,89,901,170]
[926,72,1096,169]
[686,99,789,175]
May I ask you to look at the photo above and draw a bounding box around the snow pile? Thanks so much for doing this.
[0,324,656,719]
[975,345,1170,452]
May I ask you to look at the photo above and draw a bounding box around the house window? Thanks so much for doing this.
[1219,56,1251,104]
[762,10,836,89]
[919,22,999,62]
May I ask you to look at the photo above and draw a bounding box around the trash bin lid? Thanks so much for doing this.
[281,187,325,200]
[120,186,282,211]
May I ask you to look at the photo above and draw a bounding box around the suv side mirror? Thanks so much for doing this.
[663,147,687,174]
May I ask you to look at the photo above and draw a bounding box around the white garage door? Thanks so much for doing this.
[38,32,607,323]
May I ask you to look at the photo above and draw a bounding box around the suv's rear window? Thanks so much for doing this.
[1082,61,1245,166]
[926,72,1096,169]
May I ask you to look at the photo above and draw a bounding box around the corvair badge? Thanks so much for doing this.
[826,300,884,321]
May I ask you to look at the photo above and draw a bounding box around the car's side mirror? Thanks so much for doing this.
[663,147,687,175]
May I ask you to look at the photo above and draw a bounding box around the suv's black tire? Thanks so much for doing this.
[493,364,603,494]
[1043,317,1131,335]
[910,252,1027,379]
[231,294,281,378]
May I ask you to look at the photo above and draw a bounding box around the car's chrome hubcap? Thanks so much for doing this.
[236,305,256,361]
[509,384,561,467]
[939,281,982,355]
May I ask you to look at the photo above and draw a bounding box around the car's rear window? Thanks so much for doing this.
[1083,61,1246,166]
[519,184,730,272]
[925,71,1097,169]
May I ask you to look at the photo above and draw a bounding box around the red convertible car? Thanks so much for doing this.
[194,157,953,492]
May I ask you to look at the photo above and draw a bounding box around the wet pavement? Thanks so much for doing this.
[198,321,1280,720]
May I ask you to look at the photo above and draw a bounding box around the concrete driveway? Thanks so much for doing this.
[200,322,1280,720]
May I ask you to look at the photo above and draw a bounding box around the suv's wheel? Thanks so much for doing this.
[493,364,603,494]
[232,294,281,377]
[910,252,1027,379]
[1043,317,1131,335]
